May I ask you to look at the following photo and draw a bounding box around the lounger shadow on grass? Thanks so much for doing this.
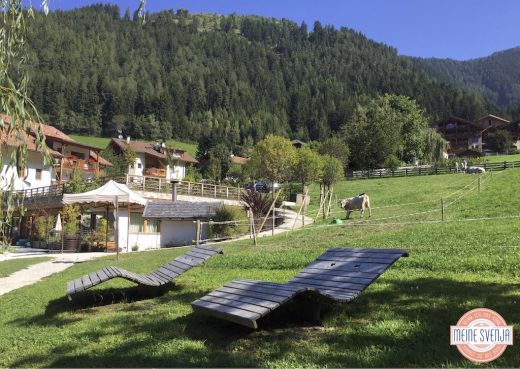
[191,248,408,329]
[66,245,223,301]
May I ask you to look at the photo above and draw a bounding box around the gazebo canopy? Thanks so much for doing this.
[62,180,147,206]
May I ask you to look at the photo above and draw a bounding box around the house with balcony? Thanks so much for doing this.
[108,138,198,181]
[431,114,519,155]
[0,115,112,192]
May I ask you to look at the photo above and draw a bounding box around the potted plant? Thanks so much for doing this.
[33,216,53,249]
[63,205,80,251]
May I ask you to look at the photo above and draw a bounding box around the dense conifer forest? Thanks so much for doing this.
[25,5,505,152]
[411,47,520,112]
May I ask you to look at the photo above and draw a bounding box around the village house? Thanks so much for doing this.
[108,138,198,181]
[432,114,520,155]
[0,115,112,192]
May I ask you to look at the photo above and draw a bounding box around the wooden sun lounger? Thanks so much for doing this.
[191,248,408,328]
[66,245,223,300]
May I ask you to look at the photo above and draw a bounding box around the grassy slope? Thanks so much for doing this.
[0,172,519,367]
[69,135,198,157]
[0,257,52,278]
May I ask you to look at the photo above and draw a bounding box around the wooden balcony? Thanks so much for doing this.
[62,158,97,173]
[143,167,167,177]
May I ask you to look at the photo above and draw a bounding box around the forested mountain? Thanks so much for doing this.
[25,5,501,152]
[411,47,520,114]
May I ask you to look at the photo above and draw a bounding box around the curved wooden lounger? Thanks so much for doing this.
[66,245,223,300]
[191,248,408,328]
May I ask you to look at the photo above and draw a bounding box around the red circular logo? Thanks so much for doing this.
[450,308,513,363]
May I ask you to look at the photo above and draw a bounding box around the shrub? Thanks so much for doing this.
[241,189,271,217]
[131,244,139,252]
[34,216,54,241]
[384,155,402,170]
[209,205,246,239]
[63,205,80,236]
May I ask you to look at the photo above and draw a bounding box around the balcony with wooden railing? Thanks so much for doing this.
[124,174,244,201]
[143,167,167,177]
[9,174,244,211]
[61,158,98,173]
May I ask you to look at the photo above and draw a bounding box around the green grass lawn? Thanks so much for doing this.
[480,154,520,163]
[0,171,519,367]
[0,257,52,278]
[70,135,198,157]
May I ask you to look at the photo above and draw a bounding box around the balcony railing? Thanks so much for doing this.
[62,158,98,172]
[9,175,244,210]
[143,167,167,177]
[124,174,244,201]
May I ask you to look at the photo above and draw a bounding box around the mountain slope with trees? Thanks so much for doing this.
[410,47,520,115]
[25,5,501,153]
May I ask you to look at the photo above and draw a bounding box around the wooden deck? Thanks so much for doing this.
[191,248,408,329]
[66,245,223,300]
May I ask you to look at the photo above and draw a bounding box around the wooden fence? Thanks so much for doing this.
[346,160,520,180]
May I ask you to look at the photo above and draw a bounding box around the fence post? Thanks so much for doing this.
[441,198,445,222]
[478,176,481,194]
[195,220,201,246]
[405,168,408,177]
[201,183,204,197]
[214,185,217,198]
[504,161,507,170]
[158,178,162,192]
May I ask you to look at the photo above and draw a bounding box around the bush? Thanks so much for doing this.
[209,205,246,239]
[34,216,54,241]
[279,183,303,202]
[131,244,139,252]
[384,155,402,170]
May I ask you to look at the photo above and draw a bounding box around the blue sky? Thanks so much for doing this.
[44,0,520,60]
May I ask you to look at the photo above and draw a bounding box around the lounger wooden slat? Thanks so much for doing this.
[316,255,401,264]
[294,270,376,282]
[217,286,290,303]
[328,248,408,255]
[192,299,261,329]
[187,248,216,257]
[192,247,408,328]
[66,246,223,300]
[289,276,367,291]
[175,255,203,266]
[199,295,271,316]
[81,275,93,289]
[207,291,280,309]
[168,260,192,271]
[225,281,297,298]
[305,260,391,274]
[186,250,213,260]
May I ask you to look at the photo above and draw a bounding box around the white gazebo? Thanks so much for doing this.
[62,180,147,257]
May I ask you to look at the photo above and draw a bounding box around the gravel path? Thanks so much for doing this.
[0,253,108,296]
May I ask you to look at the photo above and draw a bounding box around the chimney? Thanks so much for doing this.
[126,136,131,144]
[171,180,179,202]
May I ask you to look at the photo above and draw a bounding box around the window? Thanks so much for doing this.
[129,213,160,233]
[130,213,143,233]
[35,169,42,180]
[137,163,142,169]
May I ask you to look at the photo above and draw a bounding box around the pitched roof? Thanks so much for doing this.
[90,150,113,167]
[110,138,198,164]
[230,155,248,165]
[0,114,112,164]
[143,201,220,220]
[476,114,510,124]
[0,127,62,158]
